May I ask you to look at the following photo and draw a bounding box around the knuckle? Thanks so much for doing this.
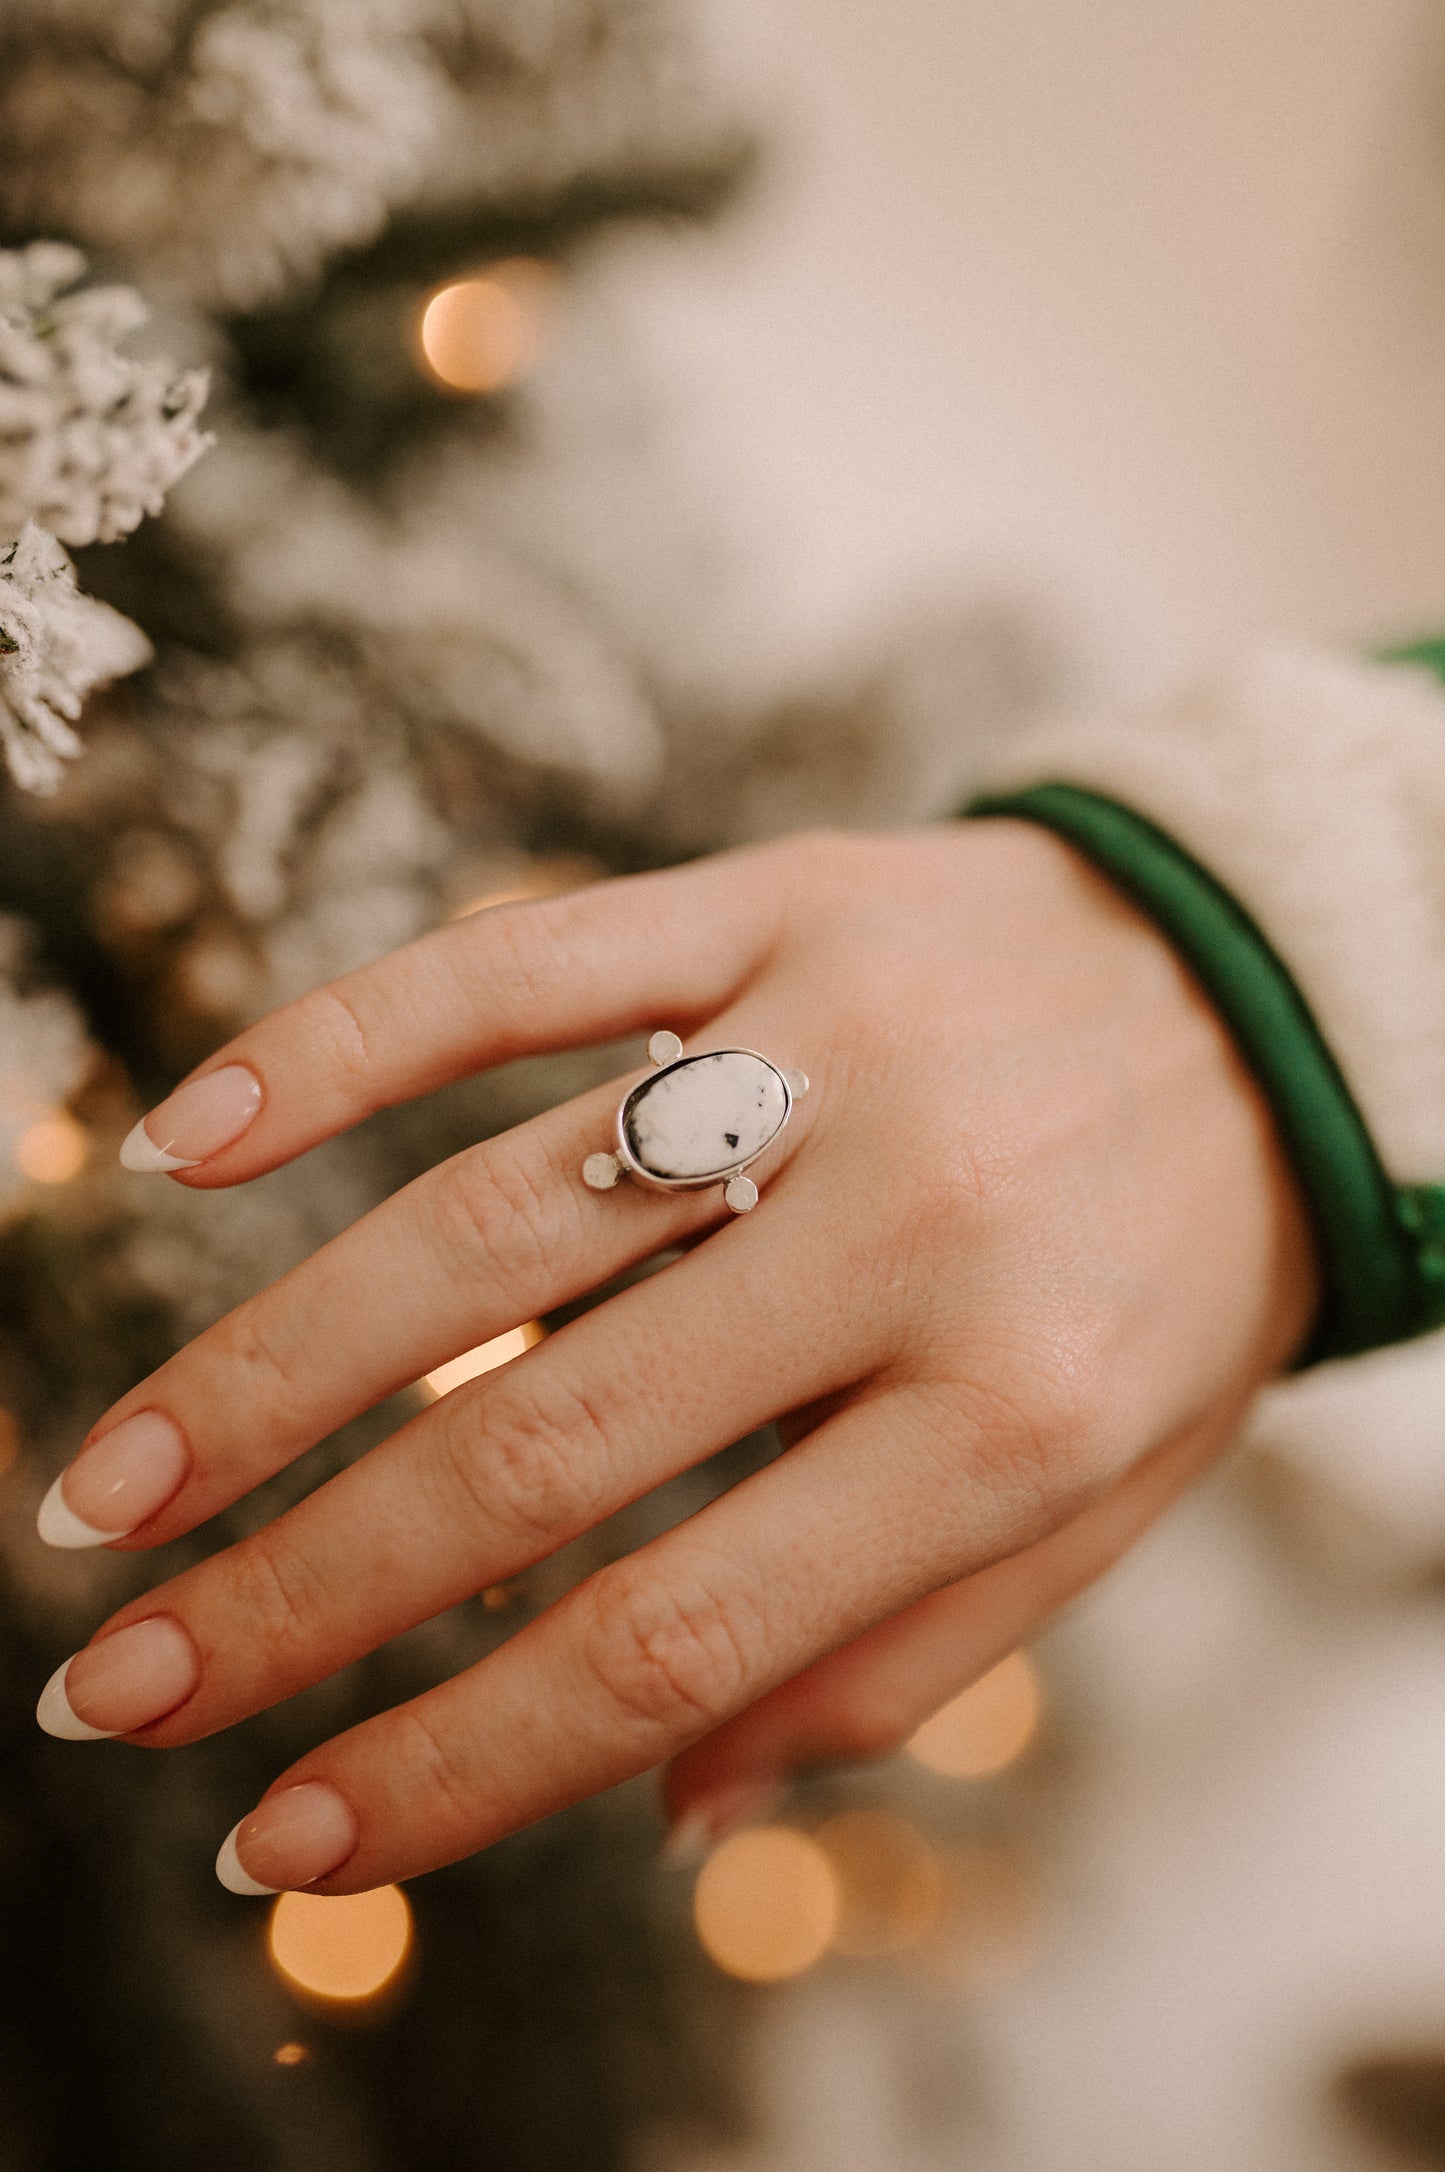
[968,1378,1062,1505]
[437,1125,572,1288]
[579,1561,759,1741]
[476,897,571,1011]
[448,1368,616,1554]
[214,1301,312,1431]
[951,1341,1108,1512]
[306,979,380,1087]
[391,1702,475,1830]
[897,1134,1001,1250]
[220,1537,320,1671]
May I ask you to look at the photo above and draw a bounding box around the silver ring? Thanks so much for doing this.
[582,1030,810,1215]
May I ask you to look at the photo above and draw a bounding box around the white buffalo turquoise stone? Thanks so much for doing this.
[622,1051,787,1182]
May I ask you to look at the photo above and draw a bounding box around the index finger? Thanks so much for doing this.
[122,845,789,1187]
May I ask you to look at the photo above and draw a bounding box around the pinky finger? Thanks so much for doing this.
[659,1399,1249,1845]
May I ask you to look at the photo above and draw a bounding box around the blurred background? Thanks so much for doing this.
[4,2,1445,2167]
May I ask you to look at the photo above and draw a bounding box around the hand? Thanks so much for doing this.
[36,823,1317,1893]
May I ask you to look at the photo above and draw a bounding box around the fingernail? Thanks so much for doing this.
[120,1064,263,1173]
[216,1782,358,1896]
[37,1410,189,1548]
[36,1616,199,1741]
[660,1779,781,1868]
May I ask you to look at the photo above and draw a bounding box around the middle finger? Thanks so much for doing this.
[58,1189,886,1743]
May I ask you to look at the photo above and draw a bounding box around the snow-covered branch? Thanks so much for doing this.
[0,240,211,548]
[0,523,153,793]
[0,242,211,791]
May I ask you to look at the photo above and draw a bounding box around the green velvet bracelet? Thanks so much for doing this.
[967,782,1445,1364]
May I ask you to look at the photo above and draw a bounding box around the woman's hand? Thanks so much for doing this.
[35,823,1316,1893]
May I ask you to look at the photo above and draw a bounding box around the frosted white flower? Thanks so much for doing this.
[0,523,153,793]
[0,241,211,548]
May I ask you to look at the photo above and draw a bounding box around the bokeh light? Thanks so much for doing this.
[815,1809,947,1958]
[267,1886,413,2003]
[905,1650,1043,1779]
[418,259,561,394]
[693,1827,839,1983]
[176,930,262,1017]
[272,2042,309,2066]
[421,1320,544,1400]
[14,1111,89,1184]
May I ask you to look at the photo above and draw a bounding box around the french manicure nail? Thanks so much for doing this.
[36,1617,199,1741]
[216,1782,358,1896]
[120,1064,263,1174]
[37,1409,189,1549]
[661,1778,782,1868]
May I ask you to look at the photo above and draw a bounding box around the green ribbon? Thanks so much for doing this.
[967,782,1445,1364]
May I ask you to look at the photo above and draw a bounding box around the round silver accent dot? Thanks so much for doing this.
[648,1030,684,1067]
[724,1175,758,1213]
[782,1069,809,1099]
[583,1152,622,1190]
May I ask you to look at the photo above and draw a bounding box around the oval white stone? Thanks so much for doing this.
[622,1051,787,1182]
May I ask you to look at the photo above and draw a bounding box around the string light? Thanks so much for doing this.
[14,1111,89,1184]
[418,259,561,395]
[692,1827,839,1983]
[420,1320,544,1400]
[272,2042,309,2067]
[267,1886,413,2003]
[905,1651,1043,1780]
[814,1810,946,1959]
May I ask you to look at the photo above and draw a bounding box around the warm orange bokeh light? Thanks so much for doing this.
[272,2042,309,2066]
[418,260,560,393]
[421,1320,544,1400]
[815,1809,947,1958]
[14,1112,89,1184]
[268,1886,413,2002]
[693,1827,839,1983]
[905,1651,1043,1779]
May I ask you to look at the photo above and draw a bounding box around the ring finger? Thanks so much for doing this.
[46,1061,806,1551]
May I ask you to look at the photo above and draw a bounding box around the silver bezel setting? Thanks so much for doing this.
[614,1048,795,1195]
[582,1037,809,1210]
